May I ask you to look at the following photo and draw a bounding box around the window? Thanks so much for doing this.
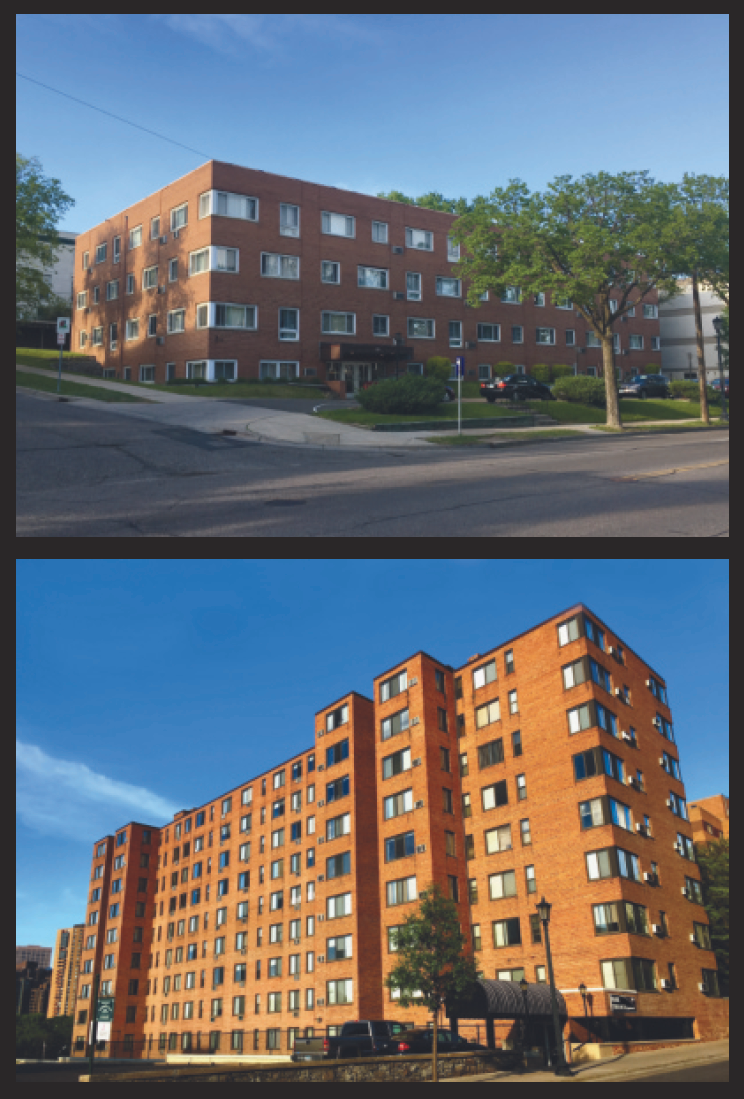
[516,774,527,801]
[440,747,451,773]
[279,308,299,341]
[478,738,504,770]
[511,326,524,344]
[499,286,521,304]
[380,670,408,702]
[278,203,300,237]
[147,315,157,338]
[459,753,469,778]
[525,865,536,894]
[373,314,390,337]
[408,318,435,340]
[701,969,720,997]
[517,818,531,847]
[125,319,140,341]
[438,707,449,733]
[169,202,188,231]
[326,812,351,840]
[326,776,350,804]
[260,251,300,281]
[106,279,119,301]
[669,792,688,820]
[508,689,519,715]
[601,958,656,992]
[322,212,355,237]
[358,265,389,290]
[381,708,409,741]
[651,336,661,351]
[150,216,161,241]
[643,304,659,320]
[129,225,142,249]
[493,918,521,948]
[327,892,352,919]
[535,327,556,345]
[383,747,412,780]
[482,780,508,812]
[442,788,453,814]
[321,261,341,285]
[476,699,501,730]
[437,276,461,298]
[372,220,388,243]
[473,660,497,690]
[321,311,355,335]
[406,227,433,251]
[567,700,618,738]
[327,978,353,1005]
[449,321,463,347]
[685,876,703,904]
[384,788,413,820]
[91,326,103,346]
[76,291,88,310]
[477,323,500,342]
[326,851,351,879]
[489,870,517,900]
[387,876,417,906]
[79,330,88,348]
[586,846,641,882]
[693,922,711,950]
[629,335,644,350]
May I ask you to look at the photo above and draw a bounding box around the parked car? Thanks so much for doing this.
[710,378,730,398]
[481,375,556,403]
[361,376,456,402]
[291,1020,412,1061]
[391,1028,489,1054]
[618,374,671,400]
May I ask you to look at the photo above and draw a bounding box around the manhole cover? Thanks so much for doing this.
[264,500,307,508]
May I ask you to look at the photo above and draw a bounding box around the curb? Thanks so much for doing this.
[569,1050,728,1083]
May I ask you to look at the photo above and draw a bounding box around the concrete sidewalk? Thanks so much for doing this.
[442,1039,728,1083]
[15,365,707,453]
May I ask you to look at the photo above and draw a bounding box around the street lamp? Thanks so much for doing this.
[712,316,728,423]
[579,983,588,1019]
[536,897,573,1077]
[519,977,529,1059]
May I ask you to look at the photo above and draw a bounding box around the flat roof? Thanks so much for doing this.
[314,689,373,717]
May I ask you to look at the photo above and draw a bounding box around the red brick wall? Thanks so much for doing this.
[70,161,661,385]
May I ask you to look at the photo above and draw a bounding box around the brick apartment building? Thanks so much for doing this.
[70,163,662,393]
[69,605,726,1060]
[16,960,53,1016]
[16,944,52,967]
[688,794,729,846]
[48,925,85,1019]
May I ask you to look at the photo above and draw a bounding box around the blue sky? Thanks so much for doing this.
[17,559,728,955]
[16,14,729,234]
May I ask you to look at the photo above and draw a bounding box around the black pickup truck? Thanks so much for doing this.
[291,1020,411,1061]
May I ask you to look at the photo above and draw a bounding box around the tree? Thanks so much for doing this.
[16,1014,73,1059]
[377,191,472,215]
[16,154,75,320]
[667,175,729,424]
[426,356,454,384]
[695,836,729,995]
[383,883,479,1083]
[451,172,689,428]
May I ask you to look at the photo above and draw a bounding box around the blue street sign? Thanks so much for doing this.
[455,357,466,378]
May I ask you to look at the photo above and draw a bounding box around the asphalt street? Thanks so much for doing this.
[16,391,729,538]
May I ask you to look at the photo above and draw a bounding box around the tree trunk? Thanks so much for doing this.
[432,1010,438,1083]
[602,338,622,428]
[692,271,710,425]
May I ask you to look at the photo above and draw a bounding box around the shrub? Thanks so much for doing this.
[669,381,721,404]
[551,364,575,380]
[531,363,551,383]
[494,362,514,378]
[553,375,607,407]
[425,356,454,384]
[356,375,446,415]
[644,363,661,374]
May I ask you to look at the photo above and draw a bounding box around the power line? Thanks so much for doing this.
[16,71,212,160]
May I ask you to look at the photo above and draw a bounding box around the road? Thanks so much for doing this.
[585,1059,728,1082]
[16,392,729,538]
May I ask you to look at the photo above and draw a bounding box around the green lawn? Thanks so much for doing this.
[125,382,330,400]
[16,348,97,370]
[16,370,150,403]
[593,420,729,433]
[426,429,586,446]
[318,403,535,426]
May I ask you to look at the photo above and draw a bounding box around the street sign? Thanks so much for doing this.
[56,317,70,334]
[96,997,115,1023]
[57,332,66,346]
[455,356,466,379]
[609,994,636,1012]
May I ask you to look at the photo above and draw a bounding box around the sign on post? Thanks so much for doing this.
[95,997,115,1041]
[609,994,636,1012]
[56,317,70,335]
[455,357,466,436]
[55,318,70,393]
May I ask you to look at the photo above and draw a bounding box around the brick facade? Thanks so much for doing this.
[688,794,729,846]
[69,605,726,1059]
[70,163,662,388]
[48,924,85,1019]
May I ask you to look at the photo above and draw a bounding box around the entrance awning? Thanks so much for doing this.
[447,980,568,1020]
[319,343,414,363]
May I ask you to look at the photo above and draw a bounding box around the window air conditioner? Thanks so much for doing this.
[653,718,662,727]
[318,838,324,845]
[466,342,477,350]
[317,998,325,1006]
[156,337,165,345]
[651,924,662,935]
[615,688,623,697]
[622,731,633,741]
[415,800,425,809]
[667,799,674,808]
[294,1011,300,1019]
[294,938,300,946]
[318,730,324,737]
[158,285,166,294]
[318,956,325,963]
[393,292,405,300]
[160,236,168,245]
[393,247,404,255]
[698,983,706,993]
[681,887,689,897]
[690,934,698,944]
[635,823,644,833]
[318,875,325,882]
[416,845,426,854]
[409,677,418,686]
[412,717,420,726]
[318,915,324,921]
[413,759,422,768]
[173,229,179,238]
[646,679,652,687]
[643,872,654,882]
[660,979,672,990]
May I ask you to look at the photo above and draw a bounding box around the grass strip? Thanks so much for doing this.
[16,371,150,403]
[593,421,729,433]
[425,429,586,447]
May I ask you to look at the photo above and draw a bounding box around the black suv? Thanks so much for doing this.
[618,375,671,400]
[481,375,555,403]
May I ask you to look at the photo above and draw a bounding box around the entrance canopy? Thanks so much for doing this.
[448,980,568,1021]
[320,343,414,364]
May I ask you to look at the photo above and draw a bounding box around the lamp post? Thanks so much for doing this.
[519,977,529,1061]
[536,897,573,1077]
[712,316,728,422]
[579,983,588,1019]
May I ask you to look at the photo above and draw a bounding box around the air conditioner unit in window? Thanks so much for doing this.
[646,679,652,687]
[467,342,477,350]
[158,285,166,294]
[318,875,325,882]
[156,337,165,345]
[317,998,325,1005]
[318,838,324,845]
[318,956,325,963]
[667,799,674,808]
[318,801,325,808]
[412,717,420,726]
[294,938,300,945]
[318,765,325,772]
[698,983,706,993]
[651,924,662,935]
[636,823,644,833]
[318,730,324,737]
[615,688,623,697]
[392,247,404,255]
[318,915,324,922]
[660,979,672,990]
[622,731,633,741]
[415,800,425,809]
[294,1011,300,1019]
[173,229,179,238]
[690,933,698,944]
[681,887,689,897]
[643,872,655,883]
[653,718,662,727]
[393,292,405,301]
[160,236,168,245]
[413,759,422,768]
[416,845,426,854]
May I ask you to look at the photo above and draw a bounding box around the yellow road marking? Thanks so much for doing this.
[614,459,729,483]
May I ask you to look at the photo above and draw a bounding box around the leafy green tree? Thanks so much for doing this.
[16,154,75,320]
[377,191,472,215]
[451,172,688,428]
[16,1014,73,1059]
[695,836,729,995]
[667,174,729,423]
[494,362,514,378]
[644,363,661,375]
[531,363,551,383]
[383,883,479,1083]
[551,364,575,380]
[426,356,454,383]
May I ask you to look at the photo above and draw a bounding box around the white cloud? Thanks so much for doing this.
[16,740,178,842]
[154,14,375,54]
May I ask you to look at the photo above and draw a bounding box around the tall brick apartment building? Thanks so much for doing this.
[70,163,662,391]
[48,925,85,1019]
[70,605,726,1060]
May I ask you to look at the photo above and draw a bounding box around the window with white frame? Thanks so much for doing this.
[168,258,178,282]
[358,266,388,290]
[372,221,388,243]
[79,330,87,348]
[91,327,103,346]
[126,274,135,295]
[566,329,576,346]
[437,277,461,297]
[609,299,618,314]
[216,247,238,272]
[534,292,546,307]
[93,285,100,304]
[478,324,500,342]
[199,190,258,221]
[406,227,433,251]
[189,247,238,276]
[651,336,661,351]
[109,323,118,350]
[512,326,524,344]
[95,243,107,264]
[129,225,142,249]
[82,250,90,270]
[322,312,355,335]
[260,361,299,380]
[170,203,188,230]
[479,291,490,301]
[196,303,256,330]
[322,212,355,238]
[113,237,121,262]
[262,253,299,279]
[408,318,435,340]
[587,332,601,348]
[644,304,658,319]
[536,328,556,345]
[373,315,390,337]
[151,216,160,240]
[280,203,300,237]
[321,261,341,284]
[502,287,521,304]
[478,364,492,381]
[449,321,463,348]
[126,319,140,341]
[629,335,644,350]
[626,306,636,317]
[613,334,621,353]
[76,291,88,309]
[106,280,119,301]
[448,237,461,262]
[168,309,186,334]
[140,365,156,383]
[407,273,422,301]
[327,979,353,1005]
[143,266,158,290]
[556,297,573,310]
[147,315,157,337]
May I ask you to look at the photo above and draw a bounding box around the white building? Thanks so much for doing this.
[658,279,728,381]
[17,232,78,318]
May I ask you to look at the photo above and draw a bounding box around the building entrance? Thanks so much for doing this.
[343,363,374,394]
